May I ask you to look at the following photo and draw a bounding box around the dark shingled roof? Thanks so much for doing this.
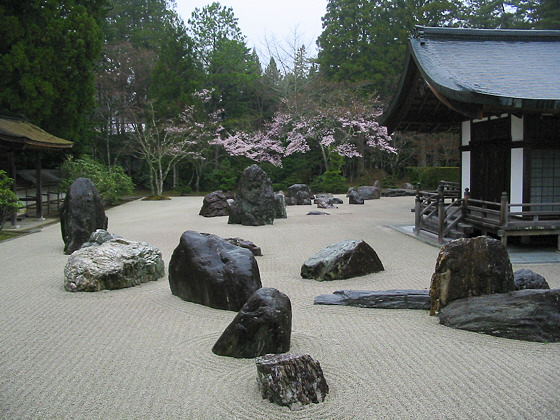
[0,114,73,151]
[381,26,560,133]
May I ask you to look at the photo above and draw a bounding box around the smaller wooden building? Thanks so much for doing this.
[381,26,560,246]
[0,113,73,224]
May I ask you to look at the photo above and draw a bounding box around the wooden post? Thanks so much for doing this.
[414,194,421,235]
[438,198,445,244]
[462,188,470,217]
[35,151,44,220]
[500,191,508,226]
[9,151,18,227]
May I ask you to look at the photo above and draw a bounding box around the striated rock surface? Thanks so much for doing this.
[228,165,275,226]
[168,230,262,311]
[288,184,313,205]
[212,288,291,358]
[314,289,430,309]
[256,353,329,410]
[60,177,108,254]
[439,289,560,342]
[429,236,514,315]
[301,239,384,281]
[274,193,288,219]
[64,238,164,292]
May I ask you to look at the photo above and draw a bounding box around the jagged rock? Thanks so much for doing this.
[348,189,364,204]
[314,289,430,309]
[64,238,164,292]
[429,236,514,315]
[212,288,291,358]
[256,353,329,410]
[60,177,108,254]
[301,239,384,281]
[316,198,337,209]
[199,191,229,217]
[274,193,287,219]
[438,289,560,342]
[225,237,262,256]
[168,230,262,311]
[228,165,276,226]
[514,269,550,290]
[288,184,313,205]
[80,229,120,248]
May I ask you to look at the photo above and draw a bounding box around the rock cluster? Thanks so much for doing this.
[228,165,276,226]
[429,236,514,315]
[301,239,384,281]
[212,288,292,358]
[168,230,262,311]
[60,177,108,254]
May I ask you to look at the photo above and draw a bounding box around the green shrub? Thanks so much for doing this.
[174,182,193,196]
[406,167,460,190]
[60,156,134,205]
[0,170,22,230]
[311,154,348,194]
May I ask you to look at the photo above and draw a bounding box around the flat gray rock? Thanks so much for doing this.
[439,289,560,342]
[314,289,430,309]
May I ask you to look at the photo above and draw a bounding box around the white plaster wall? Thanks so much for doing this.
[462,151,470,192]
[511,115,523,142]
[461,120,470,147]
[510,148,524,210]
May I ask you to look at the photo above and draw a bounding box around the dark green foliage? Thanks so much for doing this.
[60,156,134,204]
[0,170,22,230]
[0,0,106,150]
[311,153,348,193]
[406,167,460,190]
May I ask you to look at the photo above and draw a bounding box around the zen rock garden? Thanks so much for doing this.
[59,168,558,413]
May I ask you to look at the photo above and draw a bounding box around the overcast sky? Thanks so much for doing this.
[174,1,328,64]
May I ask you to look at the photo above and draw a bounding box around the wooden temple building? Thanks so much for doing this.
[381,26,560,248]
[0,113,72,226]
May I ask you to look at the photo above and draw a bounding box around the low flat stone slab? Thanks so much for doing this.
[314,289,430,309]
[439,289,560,342]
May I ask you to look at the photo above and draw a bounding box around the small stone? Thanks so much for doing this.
[256,353,329,410]
[514,269,550,290]
[225,237,262,256]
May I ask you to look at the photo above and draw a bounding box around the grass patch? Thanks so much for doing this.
[0,231,23,242]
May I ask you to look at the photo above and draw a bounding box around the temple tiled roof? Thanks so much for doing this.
[381,26,560,133]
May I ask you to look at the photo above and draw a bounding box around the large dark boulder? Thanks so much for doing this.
[199,191,229,217]
[228,165,275,226]
[60,177,108,254]
[64,237,164,292]
[168,231,262,311]
[314,289,430,310]
[212,287,291,358]
[288,184,313,205]
[301,239,384,281]
[438,289,560,342]
[256,353,329,410]
[429,236,514,315]
[514,268,550,290]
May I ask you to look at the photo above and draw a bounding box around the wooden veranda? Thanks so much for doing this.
[414,181,560,250]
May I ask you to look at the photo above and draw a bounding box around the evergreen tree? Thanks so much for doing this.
[0,0,107,147]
